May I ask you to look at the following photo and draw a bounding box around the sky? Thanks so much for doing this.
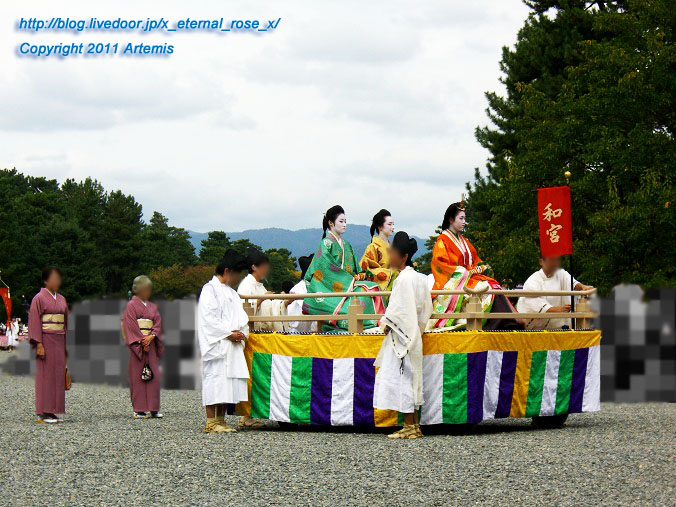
[1,0,530,237]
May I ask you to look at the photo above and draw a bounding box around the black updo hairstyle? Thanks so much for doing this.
[369,209,391,237]
[441,202,465,231]
[322,205,345,238]
[41,266,62,283]
[298,254,314,279]
[391,231,418,267]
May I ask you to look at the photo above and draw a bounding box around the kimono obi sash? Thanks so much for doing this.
[137,318,153,336]
[41,313,65,331]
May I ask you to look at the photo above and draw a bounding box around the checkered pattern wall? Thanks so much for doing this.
[1,285,674,402]
[2,297,200,390]
[592,286,675,402]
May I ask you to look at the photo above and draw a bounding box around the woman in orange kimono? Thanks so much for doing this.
[429,202,521,330]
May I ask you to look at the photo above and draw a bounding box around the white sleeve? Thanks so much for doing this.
[237,277,254,296]
[199,286,231,345]
[239,317,250,338]
[558,269,579,290]
[517,277,552,314]
[236,300,250,338]
[286,300,302,332]
[381,273,418,353]
[389,326,410,348]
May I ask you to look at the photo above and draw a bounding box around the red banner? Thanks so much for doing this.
[0,288,11,328]
[537,186,573,257]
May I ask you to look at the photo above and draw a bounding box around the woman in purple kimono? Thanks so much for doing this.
[28,267,69,424]
[121,275,164,419]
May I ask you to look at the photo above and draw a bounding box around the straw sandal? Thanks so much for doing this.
[387,424,423,439]
[204,418,236,434]
[238,417,265,429]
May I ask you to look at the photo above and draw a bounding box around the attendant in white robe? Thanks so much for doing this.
[197,250,251,434]
[285,254,317,334]
[374,232,432,439]
[233,249,273,429]
[258,299,288,332]
[9,319,20,349]
[238,249,273,331]
[517,256,594,330]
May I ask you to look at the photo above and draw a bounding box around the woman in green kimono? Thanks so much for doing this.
[304,205,385,332]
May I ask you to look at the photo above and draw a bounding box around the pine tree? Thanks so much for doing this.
[467,0,674,293]
[198,231,232,265]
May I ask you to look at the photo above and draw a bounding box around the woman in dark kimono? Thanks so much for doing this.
[121,275,164,419]
[28,267,69,424]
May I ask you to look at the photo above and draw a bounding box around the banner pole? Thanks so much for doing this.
[565,170,575,328]
[570,254,575,328]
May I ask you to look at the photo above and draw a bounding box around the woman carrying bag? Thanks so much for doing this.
[121,275,164,419]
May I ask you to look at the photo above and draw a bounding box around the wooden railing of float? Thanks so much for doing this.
[238,287,597,333]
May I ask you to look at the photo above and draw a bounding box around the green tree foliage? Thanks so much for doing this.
[100,190,145,294]
[102,226,301,300]
[231,238,261,257]
[197,234,262,264]
[416,228,442,275]
[466,0,674,293]
[0,171,105,318]
[0,169,304,314]
[0,170,196,319]
[149,264,214,300]
[140,211,196,272]
[198,231,231,264]
[265,248,299,292]
[151,245,299,297]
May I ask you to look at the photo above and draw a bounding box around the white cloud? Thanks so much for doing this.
[0,0,530,237]
[0,58,246,131]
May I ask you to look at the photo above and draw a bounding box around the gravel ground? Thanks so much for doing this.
[0,374,673,506]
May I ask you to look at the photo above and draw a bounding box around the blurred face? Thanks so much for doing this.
[136,285,152,301]
[539,256,561,275]
[225,269,246,286]
[330,213,347,235]
[451,211,466,233]
[388,246,408,270]
[252,261,270,281]
[44,271,62,293]
[379,216,395,238]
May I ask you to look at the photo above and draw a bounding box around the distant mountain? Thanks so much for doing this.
[188,226,426,265]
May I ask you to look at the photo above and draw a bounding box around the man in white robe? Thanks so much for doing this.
[238,249,273,331]
[517,256,594,330]
[257,299,288,332]
[373,232,432,439]
[233,249,270,428]
[285,254,317,334]
[197,250,250,434]
[8,318,20,349]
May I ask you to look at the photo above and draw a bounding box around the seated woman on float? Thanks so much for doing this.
[428,200,520,331]
[304,205,385,332]
[360,209,397,291]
